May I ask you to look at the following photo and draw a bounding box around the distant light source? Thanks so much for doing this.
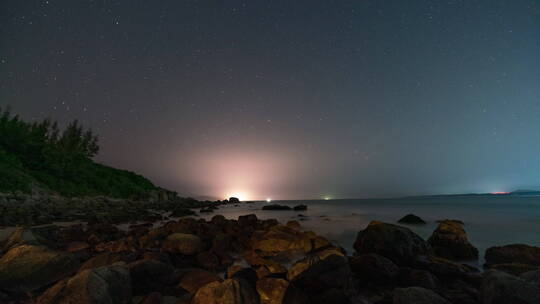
[324,197,330,200]
[491,191,509,195]
[266,198,272,203]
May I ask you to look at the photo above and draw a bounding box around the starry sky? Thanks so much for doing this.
[1,1,539,200]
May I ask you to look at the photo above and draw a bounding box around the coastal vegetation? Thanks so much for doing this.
[0,106,157,198]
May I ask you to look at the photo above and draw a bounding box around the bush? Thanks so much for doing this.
[0,106,158,198]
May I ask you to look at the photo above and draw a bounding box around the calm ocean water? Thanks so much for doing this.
[200,196,540,267]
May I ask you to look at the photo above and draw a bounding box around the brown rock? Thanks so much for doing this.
[78,252,125,272]
[428,220,478,260]
[349,253,399,284]
[227,265,244,278]
[66,241,90,253]
[243,250,288,275]
[178,269,222,294]
[287,249,351,293]
[490,263,540,276]
[286,220,301,230]
[256,278,289,304]
[250,225,311,254]
[354,221,430,265]
[37,262,131,304]
[0,245,79,293]
[482,270,540,304]
[162,233,203,255]
[192,279,259,304]
[128,259,175,295]
[485,244,540,266]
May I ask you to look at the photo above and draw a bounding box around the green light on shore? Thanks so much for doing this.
[324,196,331,200]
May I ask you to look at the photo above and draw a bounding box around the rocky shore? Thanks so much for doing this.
[1,205,539,303]
[0,191,231,227]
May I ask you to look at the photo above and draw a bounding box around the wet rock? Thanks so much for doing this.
[482,270,540,304]
[349,254,399,284]
[428,220,478,260]
[0,245,79,293]
[353,221,430,265]
[229,197,240,204]
[256,278,288,304]
[37,262,131,304]
[178,268,222,295]
[397,214,426,225]
[262,204,292,211]
[393,287,450,304]
[192,278,259,304]
[485,244,540,266]
[293,205,307,211]
[162,233,203,255]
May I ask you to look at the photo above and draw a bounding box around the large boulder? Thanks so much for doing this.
[229,197,241,204]
[428,220,478,260]
[191,278,259,304]
[482,270,540,304]
[349,253,399,284]
[256,277,289,304]
[0,245,79,293]
[485,244,540,266]
[250,225,311,254]
[161,233,203,255]
[393,287,450,304]
[353,221,430,265]
[1,226,54,251]
[37,263,131,304]
[128,259,175,295]
[287,249,352,295]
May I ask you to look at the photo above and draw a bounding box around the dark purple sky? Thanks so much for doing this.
[1,1,539,200]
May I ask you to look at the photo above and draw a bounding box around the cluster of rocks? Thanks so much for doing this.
[0,192,232,227]
[0,213,539,304]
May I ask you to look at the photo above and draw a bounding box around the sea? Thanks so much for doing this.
[1,195,538,268]
[198,195,540,268]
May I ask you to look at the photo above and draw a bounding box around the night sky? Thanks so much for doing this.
[1,1,539,200]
